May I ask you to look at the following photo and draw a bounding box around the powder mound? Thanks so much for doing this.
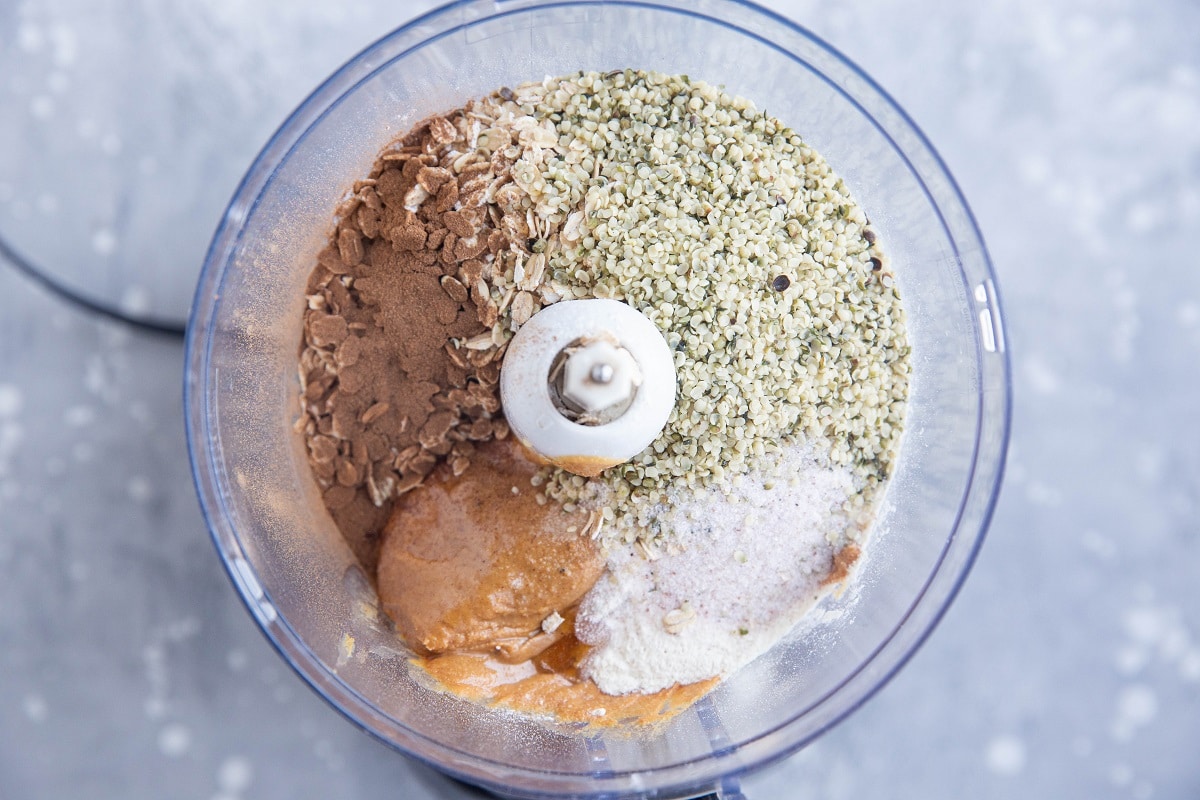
[575,447,855,694]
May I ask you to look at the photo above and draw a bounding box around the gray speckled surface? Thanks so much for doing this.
[2,1,1198,798]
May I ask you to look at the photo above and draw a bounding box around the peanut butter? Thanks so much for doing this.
[377,438,604,655]
[418,625,719,729]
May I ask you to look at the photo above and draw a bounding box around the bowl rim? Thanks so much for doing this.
[184,0,1012,796]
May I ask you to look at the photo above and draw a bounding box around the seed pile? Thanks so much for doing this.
[495,71,910,546]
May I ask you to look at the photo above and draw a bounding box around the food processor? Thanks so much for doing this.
[184,0,1011,797]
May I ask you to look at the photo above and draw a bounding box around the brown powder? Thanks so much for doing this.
[297,107,522,572]
[821,542,861,588]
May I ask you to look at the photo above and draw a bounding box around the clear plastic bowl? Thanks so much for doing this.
[184,1,1011,797]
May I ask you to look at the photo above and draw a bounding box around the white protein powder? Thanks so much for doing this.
[576,446,856,695]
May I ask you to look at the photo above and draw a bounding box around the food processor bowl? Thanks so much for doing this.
[184,1,1011,797]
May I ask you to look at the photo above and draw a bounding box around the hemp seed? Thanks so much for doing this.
[481,71,910,549]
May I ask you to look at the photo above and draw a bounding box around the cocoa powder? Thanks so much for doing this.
[297,107,519,572]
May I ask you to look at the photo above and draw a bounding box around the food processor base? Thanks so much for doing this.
[449,777,742,800]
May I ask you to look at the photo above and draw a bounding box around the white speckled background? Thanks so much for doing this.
[1,1,1197,798]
